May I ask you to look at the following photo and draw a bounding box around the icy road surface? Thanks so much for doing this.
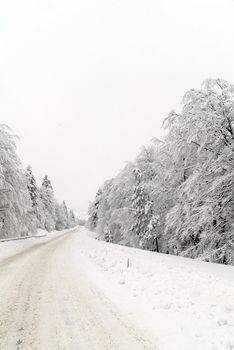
[1,226,234,350]
[0,228,156,350]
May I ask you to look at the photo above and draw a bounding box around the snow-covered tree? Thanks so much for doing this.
[24,166,49,231]
[26,165,38,207]
[88,78,234,265]
[131,168,159,251]
[39,176,57,231]
[165,79,234,263]
[87,188,103,230]
[55,203,67,230]
[34,192,47,230]
[68,209,76,228]
[0,124,77,237]
[104,226,113,243]
[42,175,53,191]
[0,125,32,238]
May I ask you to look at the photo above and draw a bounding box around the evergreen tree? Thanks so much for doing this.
[40,175,57,231]
[88,189,102,230]
[62,201,69,227]
[42,175,53,191]
[55,202,67,230]
[68,209,76,228]
[34,191,46,230]
[0,126,77,237]
[104,226,113,243]
[26,165,38,207]
[131,168,159,251]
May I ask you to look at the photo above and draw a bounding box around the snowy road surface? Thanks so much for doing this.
[0,228,156,350]
[1,227,234,350]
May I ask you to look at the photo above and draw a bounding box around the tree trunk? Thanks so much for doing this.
[155,237,159,253]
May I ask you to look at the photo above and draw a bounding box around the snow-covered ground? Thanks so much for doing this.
[76,228,234,350]
[0,226,234,349]
[0,229,69,260]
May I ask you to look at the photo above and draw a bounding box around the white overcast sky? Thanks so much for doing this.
[1,0,234,217]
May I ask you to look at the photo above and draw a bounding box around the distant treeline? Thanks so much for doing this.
[88,79,234,265]
[0,125,77,239]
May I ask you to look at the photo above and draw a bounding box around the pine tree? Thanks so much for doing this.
[42,175,53,191]
[55,202,68,230]
[26,165,38,207]
[68,209,76,228]
[131,168,159,251]
[88,189,102,230]
[104,226,113,243]
[34,191,46,230]
[40,175,57,231]
[62,201,69,228]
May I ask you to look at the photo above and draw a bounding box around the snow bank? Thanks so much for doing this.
[0,229,47,243]
[70,227,234,350]
[0,229,71,261]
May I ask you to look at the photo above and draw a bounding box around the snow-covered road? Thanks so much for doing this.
[0,228,156,350]
[1,226,234,350]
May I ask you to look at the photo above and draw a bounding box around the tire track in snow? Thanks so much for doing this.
[0,228,158,350]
